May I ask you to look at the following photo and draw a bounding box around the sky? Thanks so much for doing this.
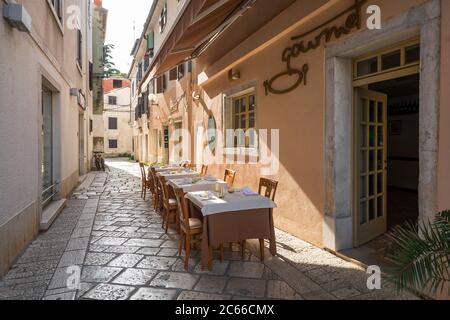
[102,0,154,74]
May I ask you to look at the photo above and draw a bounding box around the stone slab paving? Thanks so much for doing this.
[0,159,419,300]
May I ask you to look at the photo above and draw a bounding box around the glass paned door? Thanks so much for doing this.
[355,88,387,246]
[42,88,53,206]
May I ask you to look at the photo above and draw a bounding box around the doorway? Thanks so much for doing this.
[79,113,85,175]
[354,73,420,247]
[41,87,53,207]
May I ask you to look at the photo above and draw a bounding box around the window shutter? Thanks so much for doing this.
[177,64,185,80]
[146,32,154,50]
[169,67,177,81]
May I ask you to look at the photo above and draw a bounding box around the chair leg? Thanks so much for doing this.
[141,183,144,198]
[161,208,166,229]
[240,240,246,259]
[178,232,184,257]
[143,185,147,200]
[259,239,265,261]
[164,210,170,234]
[185,235,191,270]
[220,244,224,263]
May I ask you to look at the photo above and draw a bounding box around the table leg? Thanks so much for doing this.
[269,209,277,256]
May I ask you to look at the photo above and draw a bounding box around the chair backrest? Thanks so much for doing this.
[201,164,208,176]
[158,175,171,207]
[139,162,146,181]
[224,169,236,187]
[174,187,190,229]
[147,169,155,193]
[258,177,279,201]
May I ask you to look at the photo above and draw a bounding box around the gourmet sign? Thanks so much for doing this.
[263,0,367,95]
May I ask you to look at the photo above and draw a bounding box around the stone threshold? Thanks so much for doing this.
[40,199,67,231]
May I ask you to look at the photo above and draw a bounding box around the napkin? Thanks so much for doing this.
[240,187,259,196]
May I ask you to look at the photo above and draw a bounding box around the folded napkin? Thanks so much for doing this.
[240,187,259,196]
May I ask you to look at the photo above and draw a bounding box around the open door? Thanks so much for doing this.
[354,88,388,246]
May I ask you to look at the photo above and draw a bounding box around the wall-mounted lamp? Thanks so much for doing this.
[228,69,241,81]
[192,91,201,101]
[149,93,159,106]
[3,4,32,33]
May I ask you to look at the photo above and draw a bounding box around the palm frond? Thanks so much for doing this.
[385,213,450,295]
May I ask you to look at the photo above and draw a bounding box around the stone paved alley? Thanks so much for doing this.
[0,159,418,300]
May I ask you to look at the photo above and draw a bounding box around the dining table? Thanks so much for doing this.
[185,188,277,269]
[157,169,199,180]
[167,175,228,193]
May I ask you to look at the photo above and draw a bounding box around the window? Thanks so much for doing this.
[169,67,178,81]
[89,62,93,91]
[108,117,118,130]
[108,96,117,105]
[232,93,256,147]
[89,119,93,133]
[113,80,122,88]
[354,38,420,79]
[77,29,82,68]
[177,63,185,80]
[50,0,63,22]
[109,139,118,149]
[159,2,167,33]
[156,74,167,93]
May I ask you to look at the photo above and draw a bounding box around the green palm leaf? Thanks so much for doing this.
[385,211,450,296]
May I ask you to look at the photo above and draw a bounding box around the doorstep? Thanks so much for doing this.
[40,199,67,231]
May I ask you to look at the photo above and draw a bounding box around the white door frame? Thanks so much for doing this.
[323,0,441,251]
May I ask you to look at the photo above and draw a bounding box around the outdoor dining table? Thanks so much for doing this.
[185,188,277,269]
[158,170,199,180]
[167,176,228,193]
[152,166,182,172]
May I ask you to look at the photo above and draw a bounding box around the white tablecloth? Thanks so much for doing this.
[158,170,199,180]
[152,166,182,172]
[168,178,227,193]
[185,188,277,216]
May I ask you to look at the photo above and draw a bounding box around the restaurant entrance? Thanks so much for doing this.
[352,39,420,247]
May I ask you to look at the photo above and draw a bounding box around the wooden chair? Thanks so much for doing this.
[158,175,179,233]
[200,164,208,176]
[149,168,161,210]
[145,168,157,202]
[254,178,279,261]
[173,188,203,270]
[139,162,152,200]
[224,169,236,187]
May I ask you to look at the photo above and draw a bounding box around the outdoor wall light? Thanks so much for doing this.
[3,3,32,33]
[228,69,241,81]
[149,93,159,106]
[192,91,201,101]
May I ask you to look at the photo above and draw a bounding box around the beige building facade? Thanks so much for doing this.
[129,0,450,258]
[102,78,133,157]
[0,0,94,276]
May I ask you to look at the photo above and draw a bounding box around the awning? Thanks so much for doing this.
[145,0,246,82]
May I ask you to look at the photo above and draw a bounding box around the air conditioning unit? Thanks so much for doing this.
[3,4,32,33]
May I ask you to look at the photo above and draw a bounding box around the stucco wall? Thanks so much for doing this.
[103,87,133,156]
[0,0,91,275]
[193,0,431,247]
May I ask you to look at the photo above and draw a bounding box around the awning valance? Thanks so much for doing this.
[142,0,245,86]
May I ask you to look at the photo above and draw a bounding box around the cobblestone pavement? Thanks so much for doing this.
[0,159,419,300]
